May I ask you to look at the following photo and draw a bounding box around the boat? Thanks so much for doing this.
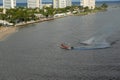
[60,43,72,50]
[60,42,110,50]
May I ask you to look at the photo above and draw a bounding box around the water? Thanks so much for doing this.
[0,4,120,80]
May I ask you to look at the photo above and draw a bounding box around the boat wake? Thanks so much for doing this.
[73,37,111,50]
[60,24,120,50]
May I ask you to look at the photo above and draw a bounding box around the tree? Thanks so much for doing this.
[101,3,108,8]
[78,6,84,10]
[0,8,3,12]
[84,7,90,12]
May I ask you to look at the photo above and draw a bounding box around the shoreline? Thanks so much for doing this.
[15,18,54,27]
[0,27,18,41]
[0,18,54,41]
[0,8,109,41]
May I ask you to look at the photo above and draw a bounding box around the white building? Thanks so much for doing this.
[66,0,72,7]
[53,0,71,8]
[81,0,95,9]
[3,0,16,9]
[53,0,59,8]
[27,0,42,8]
[42,4,52,8]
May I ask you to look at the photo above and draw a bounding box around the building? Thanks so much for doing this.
[53,0,71,8]
[53,0,59,8]
[27,0,42,8]
[3,0,16,9]
[53,0,66,8]
[66,0,71,7]
[42,4,52,8]
[59,0,67,8]
[80,0,95,9]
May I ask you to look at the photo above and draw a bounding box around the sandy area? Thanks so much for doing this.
[0,27,17,41]
[0,18,54,41]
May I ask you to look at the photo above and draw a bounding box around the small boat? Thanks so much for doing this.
[60,42,110,50]
[60,43,72,50]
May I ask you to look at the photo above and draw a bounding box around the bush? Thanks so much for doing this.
[101,3,108,8]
